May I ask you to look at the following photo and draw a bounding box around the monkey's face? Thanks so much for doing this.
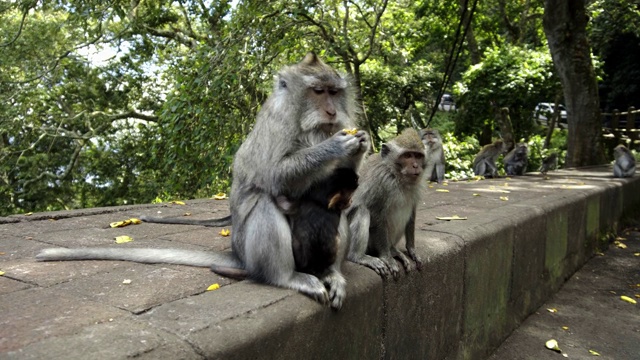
[398,151,426,183]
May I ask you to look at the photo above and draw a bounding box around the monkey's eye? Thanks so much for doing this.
[312,87,325,94]
[280,80,287,88]
[328,88,339,95]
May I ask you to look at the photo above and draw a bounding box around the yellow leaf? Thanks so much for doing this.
[219,229,231,237]
[122,279,132,284]
[110,218,142,228]
[24,212,33,216]
[547,308,558,313]
[620,295,637,304]
[436,215,468,221]
[473,193,480,196]
[428,185,434,188]
[342,128,358,135]
[442,182,448,186]
[615,236,627,241]
[614,241,627,249]
[589,350,601,356]
[213,193,228,200]
[115,235,133,244]
[562,326,569,331]
[545,339,561,352]
[0,271,5,276]
[505,177,512,180]
[500,190,511,193]
[184,212,192,216]
[130,218,142,224]
[500,196,509,201]
[171,201,186,205]
[609,290,617,295]
[634,253,640,257]
[635,294,640,298]
[436,189,449,193]
[595,252,605,256]
[207,283,221,291]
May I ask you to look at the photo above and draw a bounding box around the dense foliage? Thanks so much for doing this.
[0,0,632,215]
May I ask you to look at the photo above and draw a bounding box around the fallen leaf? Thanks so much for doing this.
[171,200,186,205]
[614,241,627,249]
[500,196,509,201]
[635,294,640,298]
[544,176,551,180]
[0,271,4,276]
[213,193,228,200]
[589,350,601,356]
[620,295,637,304]
[24,212,33,216]
[110,218,142,228]
[0,252,5,255]
[184,212,192,216]
[595,252,605,256]
[428,185,434,188]
[207,283,221,291]
[634,253,640,257]
[219,229,231,237]
[503,182,509,187]
[505,177,512,180]
[473,193,480,196]
[547,308,558,313]
[545,339,561,352]
[435,215,468,221]
[436,189,449,193]
[115,235,134,244]
[122,279,132,284]
[500,190,511,193]
[615,236,627,241]
[609,290,617,295]
[562,326,569,331]
[442,182,448,186]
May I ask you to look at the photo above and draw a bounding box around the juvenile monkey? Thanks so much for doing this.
[539,152,558,174]
[37,53,369,310]
[613,144,636,178]
[473,140,508,178]
[503,142,529,176]
[347,128,426,279]
[277,168,358,276]
[419,128,446,183]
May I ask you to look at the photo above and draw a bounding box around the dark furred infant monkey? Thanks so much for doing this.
[503,142,529,176]
[347,128,427,279]
[277,168,359,276]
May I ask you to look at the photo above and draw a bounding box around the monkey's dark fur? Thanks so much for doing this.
[36,53,369,310]
[503,143,529,176]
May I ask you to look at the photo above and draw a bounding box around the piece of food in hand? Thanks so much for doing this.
[342,128,358,135]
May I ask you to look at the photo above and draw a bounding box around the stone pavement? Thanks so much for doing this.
[0,166,639,359]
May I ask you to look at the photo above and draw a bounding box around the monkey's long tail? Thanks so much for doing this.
[139,215,232,227]
[36,248,240,268]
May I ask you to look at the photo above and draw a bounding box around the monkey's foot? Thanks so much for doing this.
[407,249,424,271]
[322,271,346,310]
[349,254,391,278]
[379,256,400,280]
[285,272,330,306]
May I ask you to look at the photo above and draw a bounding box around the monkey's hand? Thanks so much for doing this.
[380,255,401,280]
[331,130,364,157]
[322,271,346,310]
[350,254,391,278]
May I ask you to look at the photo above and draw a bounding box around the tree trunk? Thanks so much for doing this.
[542,0,605,166]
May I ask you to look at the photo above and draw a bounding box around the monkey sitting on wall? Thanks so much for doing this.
[473,140,508,178]
[503,142,529,176]
[613,144,636,178]
[37,53,369,310]
[419,128,446,183]
[347,128,426,279]
[539,152,558,175]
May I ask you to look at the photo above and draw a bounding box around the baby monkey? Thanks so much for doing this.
[503,143,529,176]
[277,168,359,277]
[613,144,636,178]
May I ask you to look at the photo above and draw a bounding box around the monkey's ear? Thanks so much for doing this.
[302,52,319,65]
[381,143,391,158]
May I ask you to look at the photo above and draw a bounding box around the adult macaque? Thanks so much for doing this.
[473,140,508,178]
[347,128,426,279]
[503,142,529,176]
[37,53,369,310]
[419,128,446,183]
[613,144,636,178]
[539,152,558,174]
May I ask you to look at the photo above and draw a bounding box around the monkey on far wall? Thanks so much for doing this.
[37,52,369,310]
[473,140,508,178]
[613,144,636,178]
[539,152,558,175]
[347,128,426,279]
[503,142,529,176]
[419,128,446,183]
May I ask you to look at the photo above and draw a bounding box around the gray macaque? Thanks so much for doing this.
[613,144,636,178]
[473,140,508,178]
[36,53,369,310]
[503,142,529,176]
[419,128,446,183]
[539,152,558,174]
[347,128,426,279]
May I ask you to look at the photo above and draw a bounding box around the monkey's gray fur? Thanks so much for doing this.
[37,53,369,310]
[473,140,507,178]
[419,128,446,183]
[347,128,426,279]
[503,143,529,176]
[613,144,636,178]
[539,152,558,174]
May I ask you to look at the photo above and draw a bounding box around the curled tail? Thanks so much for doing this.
[36,248,241,269]
[139,215,232,227]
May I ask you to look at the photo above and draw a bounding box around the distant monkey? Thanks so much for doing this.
[473,140,508,178]
[539,152,558,174]
[419,128,446,183]
[347,128,426,279]
[613,144,636,178]
[277,168,358,276]
[503,142,529,176]
[37,53,369,310]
